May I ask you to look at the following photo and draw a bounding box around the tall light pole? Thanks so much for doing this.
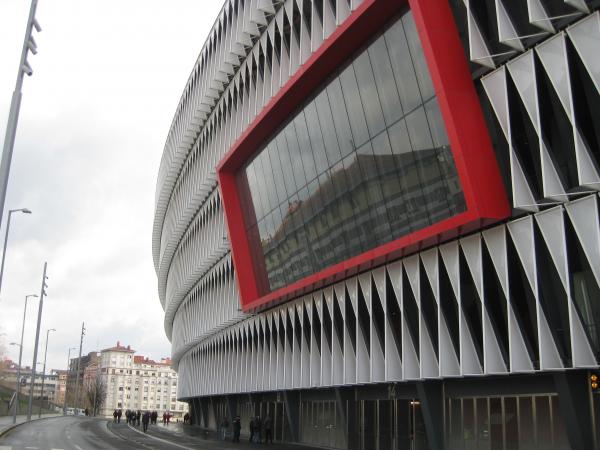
[38,327,55,417]
[10,293,38,423]
[0,208,32,300]
[63,346,76,415]
[27,261,48,421]
[73,322,85,411]
[0,0,41,228]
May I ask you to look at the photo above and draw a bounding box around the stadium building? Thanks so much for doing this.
[153,1,600,448]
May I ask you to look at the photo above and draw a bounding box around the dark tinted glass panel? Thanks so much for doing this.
[241,10,466,292]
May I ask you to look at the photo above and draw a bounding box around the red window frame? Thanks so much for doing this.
[217,0,510,312]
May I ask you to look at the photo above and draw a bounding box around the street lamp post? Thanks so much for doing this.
[0,208,32,300]
[10,293,37,423]
[63,347,76,415]
[0,0,41,228]
[38,328,55,417]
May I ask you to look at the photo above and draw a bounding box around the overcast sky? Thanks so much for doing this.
[0,1,224,373]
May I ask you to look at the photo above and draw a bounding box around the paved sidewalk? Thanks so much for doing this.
[124,421,319,449]
[0,413,61,436]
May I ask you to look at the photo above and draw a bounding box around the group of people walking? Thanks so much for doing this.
[219,415,273,444]
[112,409,173,433]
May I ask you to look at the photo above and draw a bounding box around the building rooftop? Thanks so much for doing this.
[100,341,135,353]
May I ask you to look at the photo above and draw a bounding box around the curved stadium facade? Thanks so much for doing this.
[154,1,600,448]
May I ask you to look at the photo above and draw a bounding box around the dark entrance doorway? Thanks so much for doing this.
[358,399,428,450]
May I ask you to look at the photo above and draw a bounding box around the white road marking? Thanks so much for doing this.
[74,446,83,450]
[126,425,192,450]
[0,446,12,450]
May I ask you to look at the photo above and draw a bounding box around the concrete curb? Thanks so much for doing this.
[0,414,62,438]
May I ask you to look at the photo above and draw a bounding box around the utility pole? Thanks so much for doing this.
[27,262,48,421]
[0,0,41,227]
[73,322,85,411]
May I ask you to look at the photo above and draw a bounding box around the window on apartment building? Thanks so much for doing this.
[118,387,123,391]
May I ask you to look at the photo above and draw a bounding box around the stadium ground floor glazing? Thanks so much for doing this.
[186,371,600,450]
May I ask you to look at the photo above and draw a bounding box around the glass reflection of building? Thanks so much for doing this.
[241,12,465,292]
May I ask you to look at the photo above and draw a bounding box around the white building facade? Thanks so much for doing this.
[155,0,600,449]
[99,342,187,418]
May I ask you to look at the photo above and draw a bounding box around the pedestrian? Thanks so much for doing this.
[137,410,141,426]
[113,410,118,423]
[142,411,150,433]
[249,416,255,443]
[166,412,171,425]
[151,410,158,425]
[117,409,122,423]
[232,415,241,443]
[253,416,262,444]
[264,416,273,444]
[220,416,229,440]
[84,408,89,417]
[183,412,190,424]
[162,412,167,424]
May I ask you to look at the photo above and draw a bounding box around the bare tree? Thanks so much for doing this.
[85,376,106,416]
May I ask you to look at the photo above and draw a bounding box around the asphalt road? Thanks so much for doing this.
[0,416,319,450]
[0,416,187,450]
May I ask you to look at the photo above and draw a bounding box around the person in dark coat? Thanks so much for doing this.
[183,412,190,424]
[249,417,255,443]
[117,409,122,423]
[264,416,273,444]
[162,412,167,424]
[113,410,118,423]
[220,416,229,440]
[142,411,150,433]
[232,415,241,443]
[253,416,262,443]
[136,410,141,426]
[151,410,158,425]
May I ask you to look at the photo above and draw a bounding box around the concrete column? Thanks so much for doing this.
[416,380,445,450]
[283,391,300,442]
[553,370,595,450]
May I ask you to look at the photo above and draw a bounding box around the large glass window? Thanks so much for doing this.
[239,10,466,292]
